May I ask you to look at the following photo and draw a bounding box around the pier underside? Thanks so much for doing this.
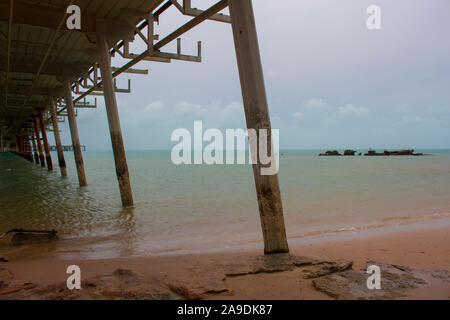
[0,0,289,254]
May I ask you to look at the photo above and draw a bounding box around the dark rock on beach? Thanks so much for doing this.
[10,232,58,247]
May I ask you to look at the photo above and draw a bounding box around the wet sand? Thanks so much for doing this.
[1,220,449,300]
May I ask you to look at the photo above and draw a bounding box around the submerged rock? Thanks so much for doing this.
[9,231,58,247]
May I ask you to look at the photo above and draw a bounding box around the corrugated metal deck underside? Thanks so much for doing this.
[0,0,164,129]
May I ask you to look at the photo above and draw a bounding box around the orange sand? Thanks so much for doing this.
[1,222,449,300]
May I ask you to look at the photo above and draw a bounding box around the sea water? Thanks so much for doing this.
[1,150,449,259]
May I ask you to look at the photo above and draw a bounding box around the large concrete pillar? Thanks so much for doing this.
[33,117,45,167]
[31,133,40,164]
[63,81,87,187]
[96,33,134,207]
[49,99,67,177]
[37,109,53,171]
[229,0,289,254]
[25,134,33,162]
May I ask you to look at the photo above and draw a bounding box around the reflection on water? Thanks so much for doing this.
[1,150,450,259]
[0,153,138,258]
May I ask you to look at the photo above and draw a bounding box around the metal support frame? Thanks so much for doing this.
[121,6,203,63]
[170,0,231,23]
[57,0,227,115]
[67,0,228,109]
[74,79,131,96]
[69,97,98,109]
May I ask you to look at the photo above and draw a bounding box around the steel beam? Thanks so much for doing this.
[69,0,228,106]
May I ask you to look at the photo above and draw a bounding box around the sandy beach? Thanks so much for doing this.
[1,219,449,300]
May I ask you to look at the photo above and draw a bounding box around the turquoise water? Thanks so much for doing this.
[1,150,450,258]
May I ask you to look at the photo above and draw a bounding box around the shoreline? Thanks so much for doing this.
[1,217,449,299]
[40,212,450,260]
[149,215,450,257]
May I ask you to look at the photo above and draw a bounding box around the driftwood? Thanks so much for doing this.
[0,229,58,246]
[1,229,57,238]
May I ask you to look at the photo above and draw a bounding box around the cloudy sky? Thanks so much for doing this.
[55,0,450,150]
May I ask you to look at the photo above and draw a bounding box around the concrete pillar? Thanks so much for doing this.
[25,135,33,162]
[33,117,45,167]
[31,133,40,164]
[37,109,53,171]
[229,0,289,254]
[49,99,67,177]
[96,33,134,207]
[63,81,87,187]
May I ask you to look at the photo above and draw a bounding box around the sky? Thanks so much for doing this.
[54,0,450,150]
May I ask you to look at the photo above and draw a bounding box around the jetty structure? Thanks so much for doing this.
[0,0,289,254]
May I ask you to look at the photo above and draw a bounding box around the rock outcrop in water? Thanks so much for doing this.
[343,150,356,156]
[318,150,341,156]
[364,149,424,156]
[318,149,427,157]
